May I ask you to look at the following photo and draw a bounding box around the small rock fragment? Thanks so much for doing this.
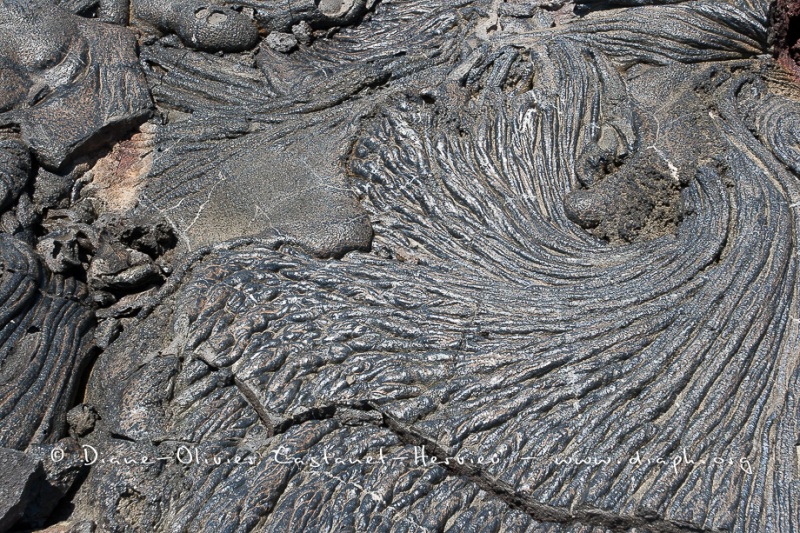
[266,32,298,53]
[88,239,162,292]
[37,225,96,274]
[33,168,73,211]
[292,21,313,45]
[94,318,122,350]
[66,405,100,438]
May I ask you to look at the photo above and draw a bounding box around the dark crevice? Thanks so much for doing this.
[68,343,101,410]
[378,412,723,533]
[574,0,693,16]
[109,432,137,443]
[37,461,92,529]
[233,377,279,436]
[245,397,727,533]
[233,381,379,438]
[771,0,800,77]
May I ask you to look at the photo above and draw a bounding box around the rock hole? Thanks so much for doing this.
[772,0,800,77]
[787,9,800,52]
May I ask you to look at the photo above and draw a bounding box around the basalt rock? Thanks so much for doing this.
[1,0,800,532]
[0,0,152,169]
[22,439,86,528]
[0,448,42,532]
[0,235,95,451]
[133,0,260,52]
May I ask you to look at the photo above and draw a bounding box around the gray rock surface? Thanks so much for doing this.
[0,448,42,532]
[266,32,299,53]
[133,0,260,52]
[0,234,95,451]
[0,0,152,169]
[0,0,799,532]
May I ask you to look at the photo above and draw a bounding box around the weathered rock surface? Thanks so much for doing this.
[133,0,260,52]
[0,448,41,532]
[0,235,95,451]
[0,0,153,169]
[0,0,799,532]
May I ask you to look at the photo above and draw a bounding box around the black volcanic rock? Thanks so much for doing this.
[0,0,152,169]
[0,448,42,532]
[0,0,798,532]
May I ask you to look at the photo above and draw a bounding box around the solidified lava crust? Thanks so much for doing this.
[2,1,800,532]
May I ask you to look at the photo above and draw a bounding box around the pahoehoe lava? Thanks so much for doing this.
[0,0,799,532]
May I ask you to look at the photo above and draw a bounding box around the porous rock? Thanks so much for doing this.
[265,31,298,53]
[4,0,800,532]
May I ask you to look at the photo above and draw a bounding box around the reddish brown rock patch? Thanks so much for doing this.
[772,0,800,77]
[85,125,155,212]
